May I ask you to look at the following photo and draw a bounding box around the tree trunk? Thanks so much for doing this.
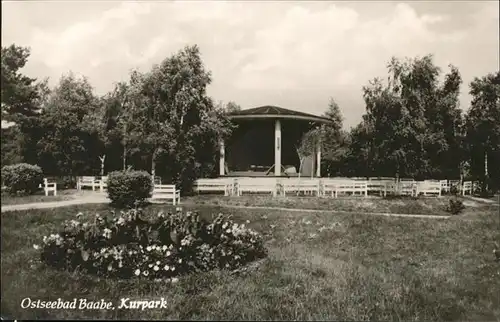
[99,155,106,177]
[123,147,127,170]
[484,150,488,193]
[311,155,314,179]
[395,171,400,196]
[151,149,157,184]
[122,121,128,170]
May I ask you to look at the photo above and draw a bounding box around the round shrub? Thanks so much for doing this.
[446,198,465,215]
[1,163,44,195]
[107,170,153,208]
[34,208,268,280]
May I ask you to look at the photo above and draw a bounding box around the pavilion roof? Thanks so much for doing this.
[228,105,332,123]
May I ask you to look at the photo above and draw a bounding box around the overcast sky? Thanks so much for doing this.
[2,1,499,128]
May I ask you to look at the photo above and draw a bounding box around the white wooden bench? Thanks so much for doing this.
[151,184,181,205]
[397,180,417,196]
[439,180,450,193]
[281,178,320,196]
[193,178,234,196]
[41,178,57,196]
[77,176,98,191]
[462,181,472,196]
[322,179,368,197]
[236,178,278,196]
[338,180,368,197]
[368,178,395,196]
[96,176,108,193]
[417,181,441,197]
[321,179,341,197]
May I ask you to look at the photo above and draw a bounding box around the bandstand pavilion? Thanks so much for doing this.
[220,106,332,178]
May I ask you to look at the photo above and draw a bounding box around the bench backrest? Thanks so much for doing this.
[418,181,440,189]
[80,176,95,182]
[154,184,177,192]
[368,179,394,184]
[42,178,56,188]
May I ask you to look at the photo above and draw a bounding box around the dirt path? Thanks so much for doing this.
[2,197,452,219]
[462,195,500,205]
[1,194,109,212]
[180,202,451,219]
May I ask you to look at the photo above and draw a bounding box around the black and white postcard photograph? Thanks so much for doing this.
[1,0,499,320]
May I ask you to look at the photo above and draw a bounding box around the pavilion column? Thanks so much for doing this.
[219,140,225,176]
[316,141,321,177]
[275,119,281,176]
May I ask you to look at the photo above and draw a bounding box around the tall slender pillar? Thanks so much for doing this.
[275,120,281,176]
[316,142,321,177]
[219,140,225,176]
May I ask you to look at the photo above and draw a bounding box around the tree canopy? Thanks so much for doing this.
[465,71,500,190]
[347,55,465,179]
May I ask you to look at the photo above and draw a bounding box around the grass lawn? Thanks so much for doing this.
[1,202,499,320]
[183,194,496,216]
[1,189,79,206]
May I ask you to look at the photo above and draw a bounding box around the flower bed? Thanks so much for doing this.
[35,208,267,281]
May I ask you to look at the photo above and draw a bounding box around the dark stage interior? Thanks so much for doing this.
[225,119,316,177]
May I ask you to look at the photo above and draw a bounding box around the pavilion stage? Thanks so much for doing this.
[219,105,332,179]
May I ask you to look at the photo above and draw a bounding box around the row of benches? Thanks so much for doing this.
[76,176,162,192]
[76,176,180,204]
[38,176,180,205]
[193,178,475,197]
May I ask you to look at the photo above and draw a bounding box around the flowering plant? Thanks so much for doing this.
[35,208,267,279]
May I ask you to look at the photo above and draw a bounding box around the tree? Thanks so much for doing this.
[294,98,349,178]
[352,54,465,179]
[36,73,101,176]
[319,98,349,176]
[344,120,373,177]
[225,101,242,113]
[92,81,131,173]
[125,45,234,191]
[1,45,42,122]
[1,44,50,166]
[1,126,23,166]
[296,128,319,178]
[465,71,500,192]
[295,127,321,195]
